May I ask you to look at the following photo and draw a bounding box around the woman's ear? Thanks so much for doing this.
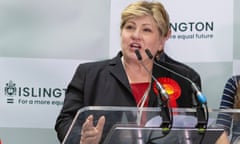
[158,29,171,51]
[165,29,172,41]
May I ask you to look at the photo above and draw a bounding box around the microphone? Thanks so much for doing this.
[145,49,209,130]
[134,49,172,130]
[145,49,207,105]
[135,49,169,102]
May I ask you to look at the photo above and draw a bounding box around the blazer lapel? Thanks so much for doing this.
[108,52,132,93]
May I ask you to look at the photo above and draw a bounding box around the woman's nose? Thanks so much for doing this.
[132,29,141,40]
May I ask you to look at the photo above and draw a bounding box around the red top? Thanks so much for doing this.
[130,82,150,107]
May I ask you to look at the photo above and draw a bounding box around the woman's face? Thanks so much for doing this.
[121,15,166,63]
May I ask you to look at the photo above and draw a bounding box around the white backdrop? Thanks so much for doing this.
[0,0,239,144]
[110,0,233,62]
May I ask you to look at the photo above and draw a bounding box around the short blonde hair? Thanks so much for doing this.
[120,1,170,37]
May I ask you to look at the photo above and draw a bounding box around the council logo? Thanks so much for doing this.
[4,80,16,103]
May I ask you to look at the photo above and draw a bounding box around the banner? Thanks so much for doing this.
[110,0,233,62]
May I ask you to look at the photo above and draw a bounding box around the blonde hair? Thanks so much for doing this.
[120,1,170,37]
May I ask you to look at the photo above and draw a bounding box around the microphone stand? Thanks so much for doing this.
[155,82,172,133]
[195,104,207,130]
[191,83,208,132]
[134,49,172,133]
[194,101,208,144]
[159,101,172,133]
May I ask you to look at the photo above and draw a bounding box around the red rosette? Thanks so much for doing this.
[153,77,181,107]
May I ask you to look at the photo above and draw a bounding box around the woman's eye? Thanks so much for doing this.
[125,25,134,30]
[143,28,152,32]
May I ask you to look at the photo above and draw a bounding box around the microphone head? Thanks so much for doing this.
[145,49,154,59]
[134,49,142,61]
[191,83,207,104]
[196,91,207,104]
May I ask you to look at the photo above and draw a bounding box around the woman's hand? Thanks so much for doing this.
[215,131,230,144]
[80,115,106,144]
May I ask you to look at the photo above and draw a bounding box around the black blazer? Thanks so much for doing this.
[55,51,201,143]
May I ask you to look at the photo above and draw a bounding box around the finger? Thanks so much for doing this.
[87,115,94,127]
[96,116,106,132]
[83,116,105,144]
[81,115,94,136]
[87,115,94,122]
[83,116,105,136]
[85,115,94,127]
[83,136,99,144]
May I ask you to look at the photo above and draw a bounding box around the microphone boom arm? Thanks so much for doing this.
[144,49,209,130]
[134,50,173,130]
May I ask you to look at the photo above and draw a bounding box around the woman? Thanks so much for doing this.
[216,75,240,143]
[55,1,202,144]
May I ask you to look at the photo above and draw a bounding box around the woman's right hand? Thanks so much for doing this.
[80,115,106,144]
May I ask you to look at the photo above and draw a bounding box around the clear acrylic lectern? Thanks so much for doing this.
[62,106,226,144]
